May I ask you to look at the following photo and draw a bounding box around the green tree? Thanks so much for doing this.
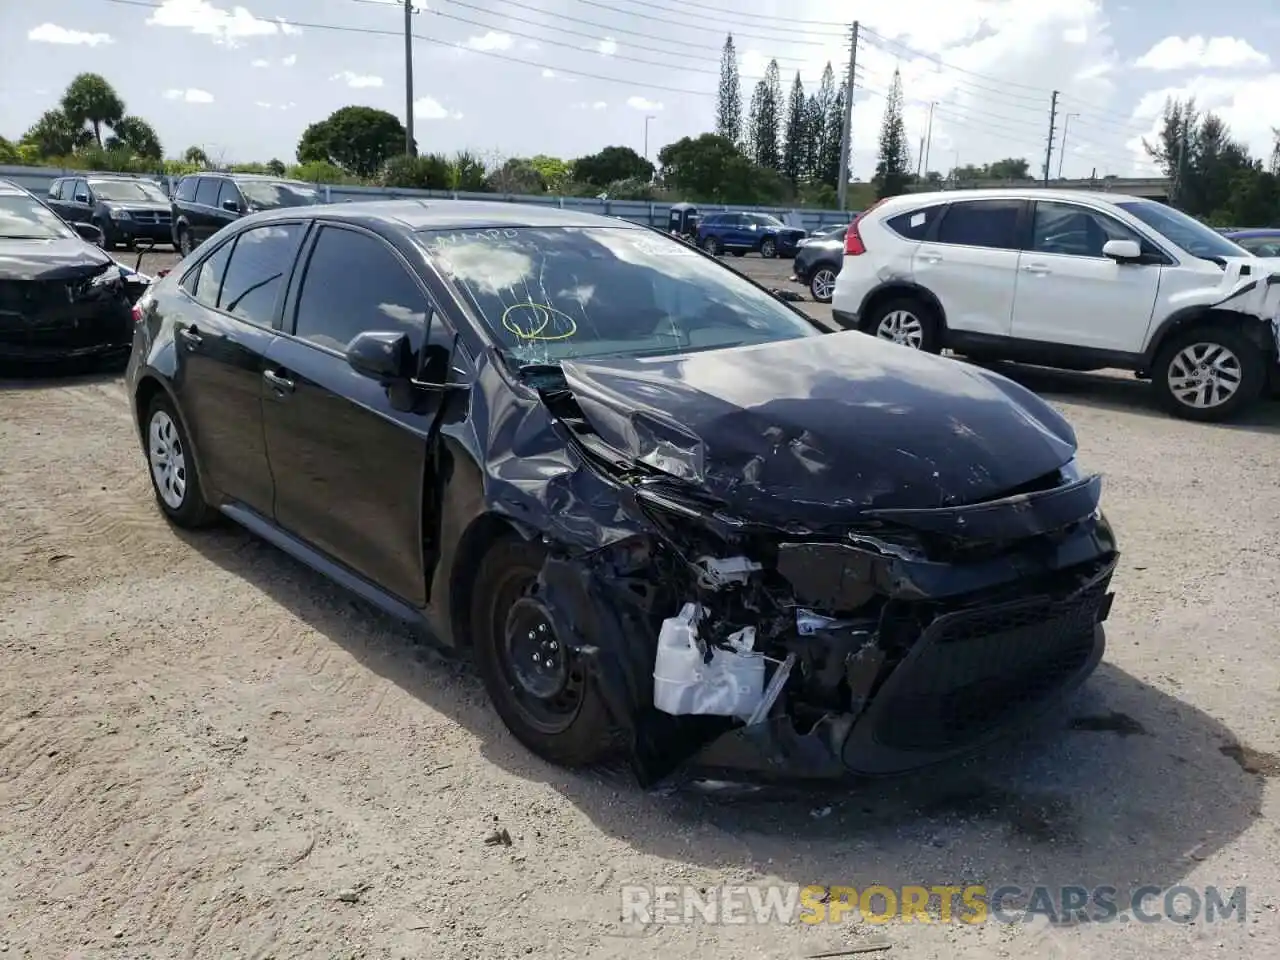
[529,155,572,193]
[297,106,407,179]
[451,150,488,191]
[814,64,843,188]
[573,145,654,187]
[748,59,782,170]
[873,68,911,199]
[21,109,89,157]
[486,157,546,194]
[107,116,162,160]
[266,158,286,176]
[782,72,807,184]
[183,145,210,165]
[658,133,783,203]
[384,153,452,189]
[61,73,125,148]
[716,34,742,146]
[986,158,1031,179]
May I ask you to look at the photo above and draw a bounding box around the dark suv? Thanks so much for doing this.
[170,172,322,256]
[694,212,807,259]
[45,174,172,250]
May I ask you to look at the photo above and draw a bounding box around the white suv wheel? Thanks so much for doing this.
[876,309,925,349]
[1166,341,1242,410]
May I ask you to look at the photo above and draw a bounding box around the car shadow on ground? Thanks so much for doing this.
[181,523,1270,905]
[962,359,1280,435]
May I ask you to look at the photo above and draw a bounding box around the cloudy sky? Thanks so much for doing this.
[2,0,1278,180]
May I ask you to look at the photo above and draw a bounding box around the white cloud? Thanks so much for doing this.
[627,96,664,112]
[466,31,512,52]
[597,37,618,56]
[251,58,269,67]
[331,70,383,88]
[163,88,215,103]
[255,101,295,110]
[541,69,556,78]
[413,97,462,120]
[593,101,607,110]
[27,23,114,46]
[572,101,609,111]
[145,0,300,46]
[1134,36,1269,72]
[281,53,297,66]
[1128,73,1280,167]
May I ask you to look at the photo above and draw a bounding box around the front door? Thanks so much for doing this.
[261,223,446,606]
[1011,200,1163,353]
[911,198,1026,338]
[171,222,306,514]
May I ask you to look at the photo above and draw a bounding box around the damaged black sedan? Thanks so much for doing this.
[125,201,1118,786]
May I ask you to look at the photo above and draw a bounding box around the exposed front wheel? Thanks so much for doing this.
[144,394,217,527]
[809,266,838,303]
[1152,326,1266,422]
[760,237,777,259]
[862,297,942,353]
[177,227,193,258]
[702,236,721,256]
[470,537,619,767]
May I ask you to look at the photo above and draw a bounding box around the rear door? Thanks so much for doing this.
[64,179,94,224]
[261,223,449,606]
[214,180,244,234]
[45,180,70,219]
[170,221,307,514]
[191,177,222,243]
[912,198,1026,337]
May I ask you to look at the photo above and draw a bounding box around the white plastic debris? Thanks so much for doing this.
[653,602,764,720]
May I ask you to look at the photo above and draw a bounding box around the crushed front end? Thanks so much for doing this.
[517,347,1119,788]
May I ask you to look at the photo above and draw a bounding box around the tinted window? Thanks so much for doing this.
[419,226,820,365]
[57,180,75,201]
[216,180,242,211]
[1115,200,1248,260]
[218,223,305,326]
[194,178,220,207]
[189,241,233,305]
[886,204,945,241]
[72,180,89,202]
[176,177,198,202]
[90,179,168,202]
[48,180,61,199]
[0,194,76,240]
[239,180,320,210]
[294,227,428,353]
[936,200,1022,249]
[1236,236,1280,257]
[1031,201,1143,257]
[749,214,785,228]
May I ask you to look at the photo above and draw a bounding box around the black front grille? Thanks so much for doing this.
[869,573,1112,752]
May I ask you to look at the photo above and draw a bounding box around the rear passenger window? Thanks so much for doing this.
[176,177,198,202]
[216,180,242,211]
[218,223,305,327]
[188,241,233,306]
[194,178,220,207]
[293,226,429,354]
[935,200,1023,250]
[886,204,943,240]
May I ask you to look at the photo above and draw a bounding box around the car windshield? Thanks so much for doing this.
[752,214,785,227]
[1116,200,1250,260]
[90,179,168,202]
[1234,235,1280,257]
[240,180,320,209]
[0,194,75,240]
[418,226,822,365]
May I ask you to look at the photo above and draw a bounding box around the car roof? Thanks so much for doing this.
[246,198,641,232]
[186,171,311,185]
[0,179,30,197]
[875,188,1153,209]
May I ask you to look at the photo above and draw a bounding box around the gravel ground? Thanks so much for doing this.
[1,248,1279,958]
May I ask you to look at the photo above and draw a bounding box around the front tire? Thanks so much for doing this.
[470,537,619,767]
[144,394,217,528]
[177,226,193,258]
[760,237,777,259]
[1151,325,1266,422]
[702,236,721,256]
[809,265,838,303]
[862,296,942,353]
[93,218,115,250]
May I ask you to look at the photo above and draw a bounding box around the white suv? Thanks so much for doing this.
[830,188,1280,422]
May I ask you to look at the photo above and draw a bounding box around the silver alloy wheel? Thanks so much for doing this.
[810,268,837,301]
[876,309,925,349]
[760,238,776,258]
[148,410,187,510]
[179,230,192,257]
[1166,341,1243,409]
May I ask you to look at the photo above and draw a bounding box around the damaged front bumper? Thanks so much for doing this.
[526,460,1119,788]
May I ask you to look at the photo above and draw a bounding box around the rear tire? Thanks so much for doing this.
[470,537,620,768]
[143,394,218,528]
[1151,325,1266,422]
[177,226,193,258]
[861,296,942,354]
[809,265,838,303]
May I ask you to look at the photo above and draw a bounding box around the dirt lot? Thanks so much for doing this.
[2,248,1279,958]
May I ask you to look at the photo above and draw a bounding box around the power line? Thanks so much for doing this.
[569,0,849,28]
[564,0,840,45]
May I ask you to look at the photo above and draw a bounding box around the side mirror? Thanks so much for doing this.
[1102,239,1142,262]
[347,330,412,382]
[222,199,241,213]
[72,221,104,245]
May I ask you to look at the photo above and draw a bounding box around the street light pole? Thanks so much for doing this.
[1057,113,1079,179]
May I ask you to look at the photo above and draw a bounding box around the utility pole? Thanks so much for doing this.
[916,136,924,179]
[1057,113,1079,179]
[403,0,416,156]
[1172,118,1188,206]
[837,21,859,211]
[922,101,935,178]
[644,115,655,162]
[1042,90,1059,185]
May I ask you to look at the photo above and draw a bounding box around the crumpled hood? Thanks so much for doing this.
[0,237,113,281]
[1211,257,1280,321]
[558,331,1078,520]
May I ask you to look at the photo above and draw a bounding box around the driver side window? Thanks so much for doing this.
[1031,201,1144,258]
[292,226,430,356]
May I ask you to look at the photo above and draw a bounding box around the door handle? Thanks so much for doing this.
[919,251,943,263]
[1021,263,1050,275]
[179,327,202,346]
[263,369,295,393]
